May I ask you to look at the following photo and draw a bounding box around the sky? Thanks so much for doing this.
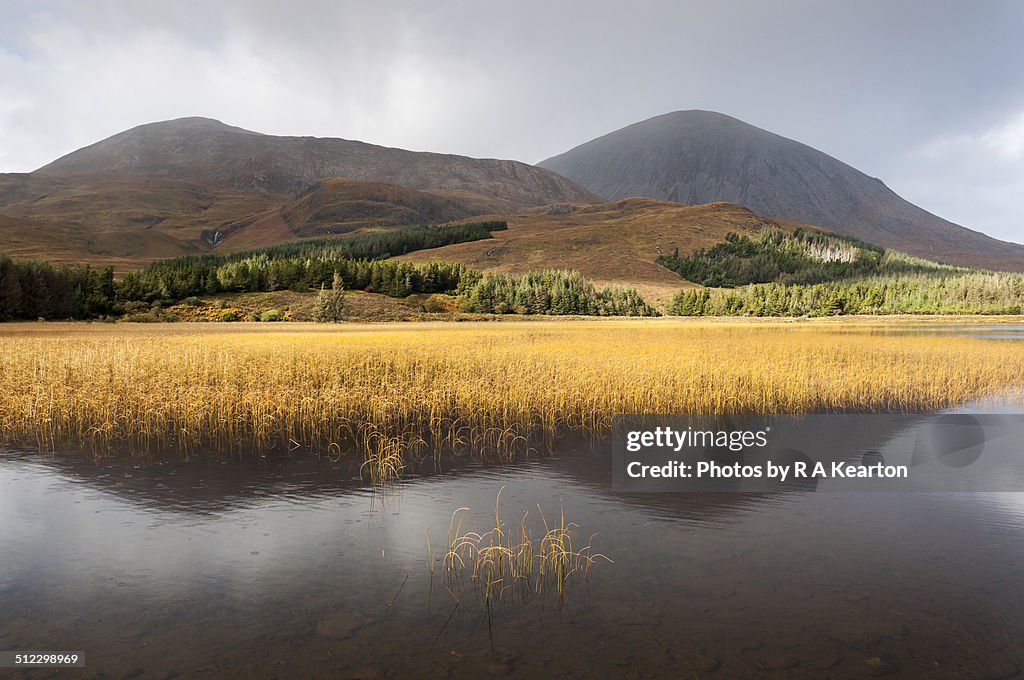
[1,0,1023,242]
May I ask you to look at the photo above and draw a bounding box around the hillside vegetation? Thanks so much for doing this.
[664,228,1024,316]
[0,176,290,268]
[6,199,1024,321]
[668,272,1024,317]
[0,220,658,321]
[0,222,503,320]
[400,199,786,303]
[0,176,513,268]
[657,227,885,286]
[459,270,657,316]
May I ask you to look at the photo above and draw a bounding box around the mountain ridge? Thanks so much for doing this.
[540,110,1024,271]
[37,116,600,205]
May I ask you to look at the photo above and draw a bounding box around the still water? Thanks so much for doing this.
[3,433,1024,679]
[866,324,1024,342]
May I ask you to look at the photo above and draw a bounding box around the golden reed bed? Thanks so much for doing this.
[1,319,1022,465]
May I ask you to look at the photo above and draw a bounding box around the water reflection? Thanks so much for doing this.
[859,323,1024,341]
[4,432,1024,679]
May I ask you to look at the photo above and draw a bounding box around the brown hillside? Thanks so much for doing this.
[0,215,200,270]
[399,199,792,304]
[213,179,517,252]
[0,174,289,268]
[0,174,517,267]
[279,180,482,237]
[1,117,600,267]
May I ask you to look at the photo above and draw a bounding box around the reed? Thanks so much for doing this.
[439,489,609,606]
[1,320,1023,465]
[359,430,414,483]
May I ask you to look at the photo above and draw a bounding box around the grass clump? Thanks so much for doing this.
[439,489,609,607]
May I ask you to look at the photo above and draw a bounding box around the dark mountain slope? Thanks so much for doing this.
[540,110,1024,271]
[38,117,600,206]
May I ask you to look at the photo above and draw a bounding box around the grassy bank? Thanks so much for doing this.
[1,319,1022,462]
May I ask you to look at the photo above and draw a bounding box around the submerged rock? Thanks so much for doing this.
[865,656,899,677]
[315,614,361,640]
[693,655,721,673]
[757,655,800,671]
[981,662,1020,680]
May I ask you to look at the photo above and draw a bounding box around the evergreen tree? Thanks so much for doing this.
[312,272,347,322]
[459,270,658,317]
[0,256,21,321]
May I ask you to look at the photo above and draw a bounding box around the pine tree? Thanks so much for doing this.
[0,256,21,320]
[312,272,346,322]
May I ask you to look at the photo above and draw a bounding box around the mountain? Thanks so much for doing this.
[540,110,1024,271]
[0,117,599,267]
[37,117,598,205]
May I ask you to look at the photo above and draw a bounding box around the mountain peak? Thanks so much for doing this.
[654,109,747,122]
[539,111,1024,271]
[126,116,262,136]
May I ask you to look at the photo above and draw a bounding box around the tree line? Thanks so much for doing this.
[234,220,508,261]
[121,220,507,300]
[667,272,1024,317]
[657,226,1021,317]
[0,256,117,321]
[1,220,666,320]
[657,227,902,287]
[0,220,506,321]
[459,270,659,316]
[120,255,469,302]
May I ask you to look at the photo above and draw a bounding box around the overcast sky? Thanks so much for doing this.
[1,0,1023,242]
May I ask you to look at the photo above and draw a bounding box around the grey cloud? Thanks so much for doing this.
[0,0,1022,240]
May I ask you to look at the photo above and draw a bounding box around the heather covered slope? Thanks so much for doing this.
[0,172,290,267]
[540,110,1024,271]
[0,117,600,267]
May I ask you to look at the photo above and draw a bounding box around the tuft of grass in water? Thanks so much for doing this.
[438,488,611,607]
[359,431,415,484]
